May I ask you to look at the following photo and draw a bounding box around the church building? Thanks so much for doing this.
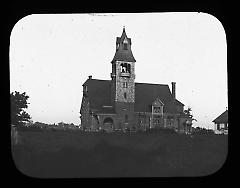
[80,28,191,133]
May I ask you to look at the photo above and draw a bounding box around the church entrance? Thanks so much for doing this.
[103,117,114,132]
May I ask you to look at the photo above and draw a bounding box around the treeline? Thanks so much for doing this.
[191,127,215,135]
[15,121,80,132]
[10,91,81,132]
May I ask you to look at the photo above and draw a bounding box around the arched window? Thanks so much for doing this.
[103,117,114,124]
[120,63,131,73]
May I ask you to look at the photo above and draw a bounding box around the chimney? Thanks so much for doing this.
[88,75,92,80]
[171,82,176,99]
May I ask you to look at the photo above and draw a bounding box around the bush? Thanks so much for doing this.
[192,128,215,135]
[145,127,177,134]
[15,125,44,132]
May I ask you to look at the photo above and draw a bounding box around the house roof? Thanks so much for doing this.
[82,79,184,114]
[212,110,228,124]
[135,82,174,113]
[174,99,184,106]
[83,79,112,113]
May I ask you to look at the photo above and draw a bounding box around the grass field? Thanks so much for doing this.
[11,129,228,178]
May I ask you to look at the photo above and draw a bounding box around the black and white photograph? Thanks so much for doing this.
[10,13,228,178]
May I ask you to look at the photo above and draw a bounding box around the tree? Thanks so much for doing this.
[182,107,197,131]
[11,91,31,126]
[183,107,197,121]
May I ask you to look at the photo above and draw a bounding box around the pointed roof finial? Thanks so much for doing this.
[120,26,127,39]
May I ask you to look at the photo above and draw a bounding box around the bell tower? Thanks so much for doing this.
[111,27,136,129]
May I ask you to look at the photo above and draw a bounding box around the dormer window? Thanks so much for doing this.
[123,43,128,50]
[153,107,161,113]
[123,37,128,44]
[83,85,88,92]
[116,43,120,50]
[123,37,128,50]
[153,106,163,114]
[152,98,164,115]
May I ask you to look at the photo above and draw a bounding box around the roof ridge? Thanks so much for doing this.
[88,78,111,81]
[212,110,228,123]
[135,82,169,86]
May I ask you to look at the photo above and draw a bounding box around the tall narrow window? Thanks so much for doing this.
[112,64,116,73]
[84,86,88,92]
[123,82,128,88]
[124,92,127,99]
[123,43,127,50]
[125,115,128,123]
[123,37,128,50]
[127,64,131,73]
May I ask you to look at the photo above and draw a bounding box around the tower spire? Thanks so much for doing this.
[112,27,136,63]
[120,26,127,39]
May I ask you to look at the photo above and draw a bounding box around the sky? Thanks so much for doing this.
[10,13,227,129]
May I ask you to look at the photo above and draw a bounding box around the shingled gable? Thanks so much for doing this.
[152,98,164,106]
[112,28,136,63]
[212,110,228,124]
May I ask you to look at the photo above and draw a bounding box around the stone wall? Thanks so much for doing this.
[114,102,135,129]
[115,61,135,103]
[80,96,90,129]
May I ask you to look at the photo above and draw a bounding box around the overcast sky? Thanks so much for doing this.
[10,13,227,128]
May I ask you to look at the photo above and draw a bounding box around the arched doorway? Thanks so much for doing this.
[103,117,114,132]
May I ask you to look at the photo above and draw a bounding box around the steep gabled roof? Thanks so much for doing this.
[174,99,184,106]
[134,82,184,113]
[83,79,112,113]
[212,110,228,124]
[82,79,185,114]
[135,82,172,112]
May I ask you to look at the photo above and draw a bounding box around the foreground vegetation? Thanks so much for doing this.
[11,127,228,178]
